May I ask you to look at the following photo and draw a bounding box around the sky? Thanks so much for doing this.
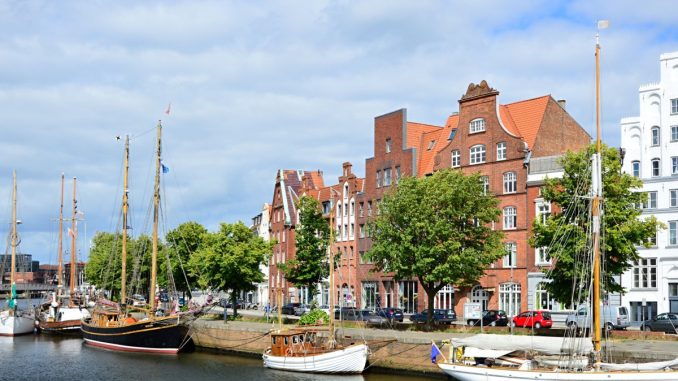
[1,0,677,265]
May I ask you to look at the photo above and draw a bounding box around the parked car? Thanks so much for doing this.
[640,313,678,334]
[359,310,389,327]
[132,294,146,307]
[294,304,311,316]
[281,302,301,315]
[466,309,509,327]
[409,309,457,324]
[335,307,363,321]
[511,310,553,329]
[566,305,630,331]
[225,299,245,309]
[376,307,404,322]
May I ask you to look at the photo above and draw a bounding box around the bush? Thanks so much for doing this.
[298,309,329,325]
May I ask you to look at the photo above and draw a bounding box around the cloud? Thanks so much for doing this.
[0,0,674,264]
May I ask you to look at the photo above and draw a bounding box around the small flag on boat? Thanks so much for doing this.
[8,283,17,308]
[597,20,609,30]
[431,342,442,364]
[68,227,75,237]
[165,102,172,115]
[161,160,169,174]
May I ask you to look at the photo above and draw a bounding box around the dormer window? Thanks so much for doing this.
[448,129,458,141]
[427,140,436,150]
[386,138,392,153]
[469,118,486,133]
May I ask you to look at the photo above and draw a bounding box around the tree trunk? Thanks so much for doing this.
[231,290,238,318]
[420,279,445,327]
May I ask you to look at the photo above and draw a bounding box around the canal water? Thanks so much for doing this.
[0,334,439,381]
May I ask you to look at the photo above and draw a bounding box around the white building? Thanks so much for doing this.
[250,203,271,307]
[620,51,678,322]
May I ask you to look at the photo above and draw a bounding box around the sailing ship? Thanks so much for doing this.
[36,175,91,333]
[0,171,36,336]
[435,22,678,381]
[262,193,368,373]
[81,122,191,353]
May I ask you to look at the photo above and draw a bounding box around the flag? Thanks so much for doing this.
[165,102,171,115]
[68,227,75,237]
[431,342,442,364]
[597,20,609,29]
[8,283,16,309]
[161,160,170,174]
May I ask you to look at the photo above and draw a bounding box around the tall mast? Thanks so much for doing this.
[70,177,77,296]
[328,191,336,348]
[591,23,607,363]
[57,173,65,294]
[149,121,162,316]
[10,171,17,291]
[121,135,130,308]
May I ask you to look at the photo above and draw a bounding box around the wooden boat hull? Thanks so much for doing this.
[0,313,34,336]
[262,343,368,373]
[81,316,191,354]
[37,319,82,334]
[438,362,678,381]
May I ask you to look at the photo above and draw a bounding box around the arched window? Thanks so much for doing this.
[499,283,521,317]
[503,172,517,194]
[651,126,660,146]
[503,206,517,229]
[632,161,640,177]
[469,118,486,133]
[651,158,661,177]
[471,285,489,311]
[451,150,461,167]
[496,142,507,160]
[470,144,486,164]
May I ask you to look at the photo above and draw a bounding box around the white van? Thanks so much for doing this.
[566,304,630,331]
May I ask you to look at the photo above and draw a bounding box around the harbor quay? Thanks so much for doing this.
[190,318,678,378]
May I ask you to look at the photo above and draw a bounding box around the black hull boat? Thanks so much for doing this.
[81,316,191,354]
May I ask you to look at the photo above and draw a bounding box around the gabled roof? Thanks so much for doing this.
[417,128,446,177]
[501,95,550,149]
[406,122,440,151]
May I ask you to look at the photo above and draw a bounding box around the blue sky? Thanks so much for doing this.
[0,0,676,264]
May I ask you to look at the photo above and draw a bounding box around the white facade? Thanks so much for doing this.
[252,203,271,307]
[620,51,678,321]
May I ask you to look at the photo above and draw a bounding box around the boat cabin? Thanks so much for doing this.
[270,329,320,356]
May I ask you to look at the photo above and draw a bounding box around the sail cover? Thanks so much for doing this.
[450,334,593,356]
[599,358,678,371]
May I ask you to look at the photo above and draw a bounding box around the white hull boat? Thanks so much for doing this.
[0,311,35,336]
[263,342,368,373]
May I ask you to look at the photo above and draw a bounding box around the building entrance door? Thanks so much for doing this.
[670,283,678,313]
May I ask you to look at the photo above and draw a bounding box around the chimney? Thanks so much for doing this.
[342,162,352,177]
[557,99,566,110]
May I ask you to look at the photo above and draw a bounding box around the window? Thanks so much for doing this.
[350,223,354,239]
[503,206,517,229]
[672,98,678,114]
[632,161,640,177]
[427,140,436,150]
[359,224,365,238]
[496,142,506,160]
[470,144,486,164]
[448,128,457,141]
[673,157,678,175]
[385,138,392,153]
[451,150,461,167]
[344,202,348,216]
[651,126,660,146]
[383,168,392,186]
[395,166,401,184]
[672,125,678,141]
[503,242,517,268]
[535,282,555,310]
[367,201,372,216]
[503,172,517,194]
[645,192,658,209]
[652,159,660,177]
[469,118,486,133]
[376,170,382,187]
[480,176,489,195]
[350,201,354,216]
[537,202,551,224]
[633,258,657,288]
[535,247,551,265]
[322,201,331,214]
[499,283,521,317]
[670,221,677,245]
[671,189,678,207]
[358,202,364,217]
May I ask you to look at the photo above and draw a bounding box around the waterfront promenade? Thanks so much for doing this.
[191,317,678,377]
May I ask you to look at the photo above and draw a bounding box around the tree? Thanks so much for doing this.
[367,169,505,325]
[278,196,330,300]
[187,222,272,317]
[86,232,124,299]
[531,144,662,304]
[164,221,208,295]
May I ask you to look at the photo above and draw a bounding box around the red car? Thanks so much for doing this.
[511,310,553,329]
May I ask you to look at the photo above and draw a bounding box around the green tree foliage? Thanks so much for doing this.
[187,222,272,317]
[531,144,662,304]
[163,221,208,294]
[367,169,505,325]
[299,309,329,325]
[278,196,330,298]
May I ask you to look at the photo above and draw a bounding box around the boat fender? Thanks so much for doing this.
[456,347,464,362]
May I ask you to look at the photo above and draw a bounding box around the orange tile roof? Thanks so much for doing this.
[417,128,446,177]
[406,122,440,150]
[501,95,550,149]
